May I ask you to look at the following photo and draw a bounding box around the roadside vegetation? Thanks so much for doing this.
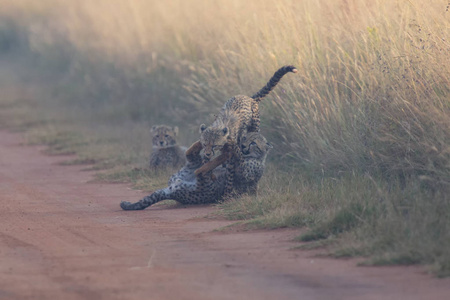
[0,0,448,276]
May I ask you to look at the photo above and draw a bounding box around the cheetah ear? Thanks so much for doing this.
[151,125,158,133]
[173,126,179,136]
[222,127,228,136]
[199,124,207,133]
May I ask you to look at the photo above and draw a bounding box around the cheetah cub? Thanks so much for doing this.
[195,131,272,196]
[120,131,271,210]
[149,125,186,170]
[197,65,297,161]
[192,65,296,196]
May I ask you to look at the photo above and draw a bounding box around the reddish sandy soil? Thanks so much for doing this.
[0,130,449,300]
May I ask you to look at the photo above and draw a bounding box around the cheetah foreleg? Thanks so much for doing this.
[185,140,203,162]
[194,151,231,177]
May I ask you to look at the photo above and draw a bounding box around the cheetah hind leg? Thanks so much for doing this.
[223,146,241,199]
[223,161,235,199]
[120,189,168,210]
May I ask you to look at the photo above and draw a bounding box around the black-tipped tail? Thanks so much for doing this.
[251,65,297,101]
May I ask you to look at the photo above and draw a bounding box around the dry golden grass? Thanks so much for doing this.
[1,0,449,275]
[5,0,446,179]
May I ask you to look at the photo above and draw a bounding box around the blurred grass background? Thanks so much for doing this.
[0,0,449,276]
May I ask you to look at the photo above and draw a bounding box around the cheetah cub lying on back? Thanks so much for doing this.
[149,125,186,170]
[120,131,271,210]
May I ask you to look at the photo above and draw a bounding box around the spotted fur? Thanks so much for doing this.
[149,125,186,169]
[196,132,272,197]
[196,65,296,160]
[121,141,226,210]
[234,132,273,195]
[192,65,296,196]
[120,132,271,210]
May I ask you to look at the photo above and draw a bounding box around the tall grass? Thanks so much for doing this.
[2,0,448,178]
[0,0,449,275]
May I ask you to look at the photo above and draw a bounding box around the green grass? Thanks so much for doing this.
[217,172,450,275]
[0,0,449,276]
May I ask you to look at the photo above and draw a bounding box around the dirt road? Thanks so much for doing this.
[0,130,449,300]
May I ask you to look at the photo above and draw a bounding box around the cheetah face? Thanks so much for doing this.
[240,132,272,159]
[199,124,229,159]
[151,125,179,149]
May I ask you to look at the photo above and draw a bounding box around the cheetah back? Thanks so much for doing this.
[199,65,297,159]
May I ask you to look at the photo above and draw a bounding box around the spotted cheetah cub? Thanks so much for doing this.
[120,131,271,210]
[192,65,296,196]
[195,131,272,196]
[149,125,186,170]
[196,65,297,161]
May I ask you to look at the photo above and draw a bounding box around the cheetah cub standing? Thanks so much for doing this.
[196,65,297,161]
[192,65,297,196]
[149,125,186,170]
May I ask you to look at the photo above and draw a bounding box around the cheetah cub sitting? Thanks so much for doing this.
[149,125,186,170]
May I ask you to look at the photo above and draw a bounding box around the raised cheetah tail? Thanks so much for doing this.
[251,65,297,101]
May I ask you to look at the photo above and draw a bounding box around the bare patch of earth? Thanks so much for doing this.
[0,130,448,300]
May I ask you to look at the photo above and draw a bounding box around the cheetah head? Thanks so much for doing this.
[199,124,230,160]
[240,132,273,159]
[151,125,179,149]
